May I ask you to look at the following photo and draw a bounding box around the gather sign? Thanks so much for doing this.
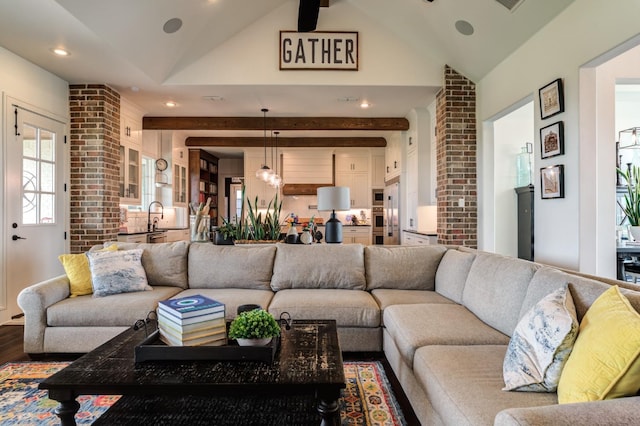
[279,31,359,71]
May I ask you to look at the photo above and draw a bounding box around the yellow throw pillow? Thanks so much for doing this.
[557,285,640,403]
[59,245,118,297]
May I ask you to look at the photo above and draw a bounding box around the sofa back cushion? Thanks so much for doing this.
[365,245,447,290]
[435,249,476,303]
[566,276,640,321]
[271,244,366,290]
[462,252,540,336]
[104,241,189,289]
[188,244,276,290]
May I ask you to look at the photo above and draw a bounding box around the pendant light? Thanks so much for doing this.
[270,131,283,188]
[255,108,274,181]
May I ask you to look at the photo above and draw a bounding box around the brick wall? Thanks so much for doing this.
[436,66,477,247]
[69,85,120,253]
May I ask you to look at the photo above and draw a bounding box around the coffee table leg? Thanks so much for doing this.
[49,390,80,426]
[317,395,340,426]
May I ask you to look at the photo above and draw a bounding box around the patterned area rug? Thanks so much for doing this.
[0,361,406,425]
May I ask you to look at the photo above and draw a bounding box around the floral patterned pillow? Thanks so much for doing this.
[503,286,579,392]
[87,249,151,297]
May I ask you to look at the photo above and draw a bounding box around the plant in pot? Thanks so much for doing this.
[214,220,237,245]
[228,308,281,346]
[618,165,640,241]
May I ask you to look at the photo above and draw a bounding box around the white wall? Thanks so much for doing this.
[0,46,69,323]
[478,0,640,271]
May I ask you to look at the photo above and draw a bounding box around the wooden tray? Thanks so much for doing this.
[134,330,280,364]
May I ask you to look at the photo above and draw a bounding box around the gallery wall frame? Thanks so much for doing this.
[540,121,564,159]
[539,78,564,120]
[541,164,564,199]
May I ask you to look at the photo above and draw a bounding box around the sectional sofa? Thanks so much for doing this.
[18,241,640,425]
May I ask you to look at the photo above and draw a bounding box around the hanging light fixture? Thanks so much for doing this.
[255,108,274,181]
[269,131,283,188]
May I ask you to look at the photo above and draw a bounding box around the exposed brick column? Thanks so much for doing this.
[69,85,120,253]
[436,66,477,247]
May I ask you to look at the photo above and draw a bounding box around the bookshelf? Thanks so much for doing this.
[189,149,219,226]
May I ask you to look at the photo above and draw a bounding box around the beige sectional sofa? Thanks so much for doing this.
[18,241,640,425]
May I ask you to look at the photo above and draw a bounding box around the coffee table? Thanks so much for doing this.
[39,319,345,426]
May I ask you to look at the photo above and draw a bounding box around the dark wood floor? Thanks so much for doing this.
[0,325,420,424]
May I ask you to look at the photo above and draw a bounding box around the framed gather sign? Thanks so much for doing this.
[280,31,359,71]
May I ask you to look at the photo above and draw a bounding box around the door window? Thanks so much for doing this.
[22,124,56,224]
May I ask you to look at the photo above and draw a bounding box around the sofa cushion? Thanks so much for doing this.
[413,345,557,426]
[384,303,510,365]
[558,286,640,403]
[567,278,640,322]
[188,244,276,290]
[46,286,182,327]
[518,267,573,321]
[173,288,275,321]
[435,249,476,304]
[370,289,455,325]
[462,252,540,336]
[503,286,578,392]
[268,289,380,327]
[364,245,447,290]
[87,249,151,297]
[271,244,366,290]
[59,245,118,297]
[105,241,189,289]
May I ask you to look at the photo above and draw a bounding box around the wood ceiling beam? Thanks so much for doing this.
[143,116,409,131]
[185,136,386,148]
[320,0,330,7]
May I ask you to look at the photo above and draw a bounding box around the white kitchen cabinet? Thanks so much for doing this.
[371,148,385,188]
[119,99,143,205]
[166,229,189,242]
[385,133,402,180]
[173,163,188,206]
[117,233,147,243]
[335,172,369,208]
[343,226,371,245]
[335,152,369,173]
[406,147,418,230]
[244,152,279,209]
[402,231,436,246]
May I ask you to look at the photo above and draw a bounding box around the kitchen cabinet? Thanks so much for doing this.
[385,133,402,181]
[119,100,143,205]
[335,152,369,173]
[166,229,190,242]
[117,233,147,244]
[189,149,219,226]
[334,151,370,209]
[173,162,188,206]
[343,226,371,245]
[406,146,418,230]
[402,231,436,246]
[371,148,385,188]
[244,152,280,209]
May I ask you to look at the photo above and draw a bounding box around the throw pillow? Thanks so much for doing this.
[87,248,151,298]
[557,285,640,403]
[59,244,118,297]
[503,286,578,392]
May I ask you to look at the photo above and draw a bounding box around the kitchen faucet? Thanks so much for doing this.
[147,201,164,232]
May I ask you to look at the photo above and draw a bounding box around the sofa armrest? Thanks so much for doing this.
[494,396,640,426]
[17,275,70,354]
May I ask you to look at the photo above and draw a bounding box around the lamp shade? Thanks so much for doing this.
[317,186,351,211]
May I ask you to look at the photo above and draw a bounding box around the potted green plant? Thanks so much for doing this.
[228,309,281,346]
[214,220,237,245]
[618,165,640,240]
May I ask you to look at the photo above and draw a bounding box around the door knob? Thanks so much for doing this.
[12,235,26,241]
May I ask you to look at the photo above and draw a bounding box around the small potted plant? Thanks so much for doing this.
[228,309,281,346]
[214,220,236,245]
[618,165,640,240]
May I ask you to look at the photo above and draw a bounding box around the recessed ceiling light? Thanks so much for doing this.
[163,18,183,34]
[165,101,177,108]
[131,86,139,92]
[360,101,370,108]
[51,48,70,56]
[455,20,475,36]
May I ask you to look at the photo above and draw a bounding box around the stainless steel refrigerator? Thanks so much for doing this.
[384,182,400,245]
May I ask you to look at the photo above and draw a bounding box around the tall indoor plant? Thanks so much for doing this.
[618,165,640,240]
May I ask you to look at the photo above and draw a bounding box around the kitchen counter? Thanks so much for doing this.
[403,229,436,236]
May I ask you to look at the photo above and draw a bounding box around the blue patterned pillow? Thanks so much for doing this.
[503,286,579,392]
[87,249,151,297]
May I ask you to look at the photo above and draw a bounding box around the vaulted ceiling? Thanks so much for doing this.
[0,0,574,144]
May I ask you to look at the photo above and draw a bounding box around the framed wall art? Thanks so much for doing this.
[540,121,564,159]
[540,164,564,199]
[539,78,564,119]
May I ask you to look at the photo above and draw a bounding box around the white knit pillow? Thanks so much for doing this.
[87,249,151,297]
[503,286,578,392]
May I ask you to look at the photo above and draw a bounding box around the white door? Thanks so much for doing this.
[3,105,67,322]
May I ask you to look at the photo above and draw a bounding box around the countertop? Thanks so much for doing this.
[403,229,437,236]
[118,227,188,236]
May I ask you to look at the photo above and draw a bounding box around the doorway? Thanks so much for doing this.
[2,103,67,324]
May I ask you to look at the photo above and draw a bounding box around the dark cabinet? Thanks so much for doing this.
[515,185,534,261]
[189,149,219,226]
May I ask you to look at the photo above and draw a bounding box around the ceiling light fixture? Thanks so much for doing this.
[255,108,274,182]
[51,48,69,56]
[165,101,177,108]
[360,101,370,108]
[269,131,283,188]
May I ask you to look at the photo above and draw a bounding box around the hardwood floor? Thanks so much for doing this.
[0,325,419,424]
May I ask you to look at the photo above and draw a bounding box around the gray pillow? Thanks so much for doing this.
[87,249,151,297]
[365,245,447,290]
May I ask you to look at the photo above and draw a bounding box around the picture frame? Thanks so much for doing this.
[540,121,564,159]
[539,78,564,119]
[540,164,564,199]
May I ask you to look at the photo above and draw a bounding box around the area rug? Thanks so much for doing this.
[0,361,406,425]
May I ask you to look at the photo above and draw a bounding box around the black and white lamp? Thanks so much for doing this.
[317,186,351,243]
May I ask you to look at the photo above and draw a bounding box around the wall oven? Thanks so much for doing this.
[372,206,384,245]
[372,189,384,206]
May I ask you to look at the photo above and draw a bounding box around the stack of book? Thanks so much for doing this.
[157,294,227,346]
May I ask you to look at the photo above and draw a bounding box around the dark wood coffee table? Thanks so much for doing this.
[39,320,345,425]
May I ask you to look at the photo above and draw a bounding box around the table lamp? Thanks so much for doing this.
[317,186,351,243]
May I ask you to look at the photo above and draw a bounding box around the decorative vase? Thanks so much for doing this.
[629,226,640,241]
[286,225,298,244]
[300,229,313,244]
[236,337,272,346]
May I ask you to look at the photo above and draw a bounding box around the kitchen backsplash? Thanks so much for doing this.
[119,207,188,232]
[281,195,370,225]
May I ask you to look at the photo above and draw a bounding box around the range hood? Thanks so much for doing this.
[282,183,332,196]
[281,151,333,195]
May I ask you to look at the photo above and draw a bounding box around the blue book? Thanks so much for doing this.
[158,294,225,319]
